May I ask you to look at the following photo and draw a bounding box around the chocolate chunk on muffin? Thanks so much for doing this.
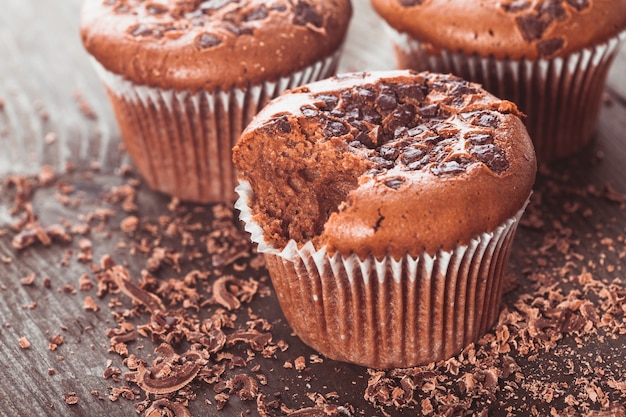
[80,0,353,203]
[233,70,537,368]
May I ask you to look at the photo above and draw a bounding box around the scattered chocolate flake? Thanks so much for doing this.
[112,266,165,313]
[83,295,100,312]
[120,215,139,233]
[49,334,64,351]
[18,336,31,349]
[12,223,71,250]
[63,392,79,405]
[20,273,36,286]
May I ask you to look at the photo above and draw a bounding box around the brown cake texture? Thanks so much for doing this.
[80,0,353,203]
[233,70,537,368]
[370,0,626,163]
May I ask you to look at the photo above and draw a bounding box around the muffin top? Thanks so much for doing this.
[80,0,352,91]
[233,70,537,259]
[370,0,626,60]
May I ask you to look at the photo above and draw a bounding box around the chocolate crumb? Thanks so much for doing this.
[18,336,31,349]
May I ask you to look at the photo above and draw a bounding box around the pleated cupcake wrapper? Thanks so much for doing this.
[235,180,526,369]
[386,25,626,163]
[91,50,341,203]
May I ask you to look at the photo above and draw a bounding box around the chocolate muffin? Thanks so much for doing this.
[370,0,626,163]
[80,0,352,203]
[233,70,537,368]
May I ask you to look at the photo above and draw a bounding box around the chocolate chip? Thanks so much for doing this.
[379,143,400,161]
[449,82,477,97]
[314,94,339,110]
[537,37,565,58]
[466,112,500,128]
[407,125,428,137]
[565,0,590,11]
[516,13,548,41]
[502,1,531,13]
[221,21,253,36]
[472,144,509,173]
[376,88,398,111]
[343,107,362,122]
[293,1,323,28]
[243,5,268,22]
[300,106,319,117]
[145,3,169,15]
[418,104,439,118]
[194,33,221,49]
[200,0,238,12]
[386,104,416,133]
[466,133,494,146]
[399,0,426,6]
[384,177,406,190]
[362,107,382,125]
[275,116,292,134]
[397,84,426,102]
[369,156,395,170]
[129,24,154,37]
[356,86,377,102]
[350,132,371,149]
[400,146,428,169]
[324,120,349,137]
[431,160,469,176]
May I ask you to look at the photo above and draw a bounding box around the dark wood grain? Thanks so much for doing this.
[1,1,626,417]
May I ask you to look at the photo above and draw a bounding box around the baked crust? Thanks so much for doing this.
[233,70,537,259]
[80,0,352,91]
[370,0,626,60]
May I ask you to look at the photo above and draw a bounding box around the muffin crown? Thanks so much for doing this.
[371,0,626,60]
[233,71,537,259]
[80,0,352,91]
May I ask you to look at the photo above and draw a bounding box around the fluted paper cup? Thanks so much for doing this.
[92,51,341,203]
[387,27,626,163]
[236,180,527,369]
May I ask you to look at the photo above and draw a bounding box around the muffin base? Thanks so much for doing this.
[388,28,626,163]
[236,180,527,369]
[92,51,342,203]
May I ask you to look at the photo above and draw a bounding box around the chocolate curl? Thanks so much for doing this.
[111,265,165,313]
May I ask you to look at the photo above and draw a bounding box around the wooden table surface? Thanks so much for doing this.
[1,1,626,416]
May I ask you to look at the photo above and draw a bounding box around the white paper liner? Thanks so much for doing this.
[91,50,342,203]
[235,180,527,369]
[386,25,626,163]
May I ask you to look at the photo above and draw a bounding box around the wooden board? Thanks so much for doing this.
[1,1,626,416]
